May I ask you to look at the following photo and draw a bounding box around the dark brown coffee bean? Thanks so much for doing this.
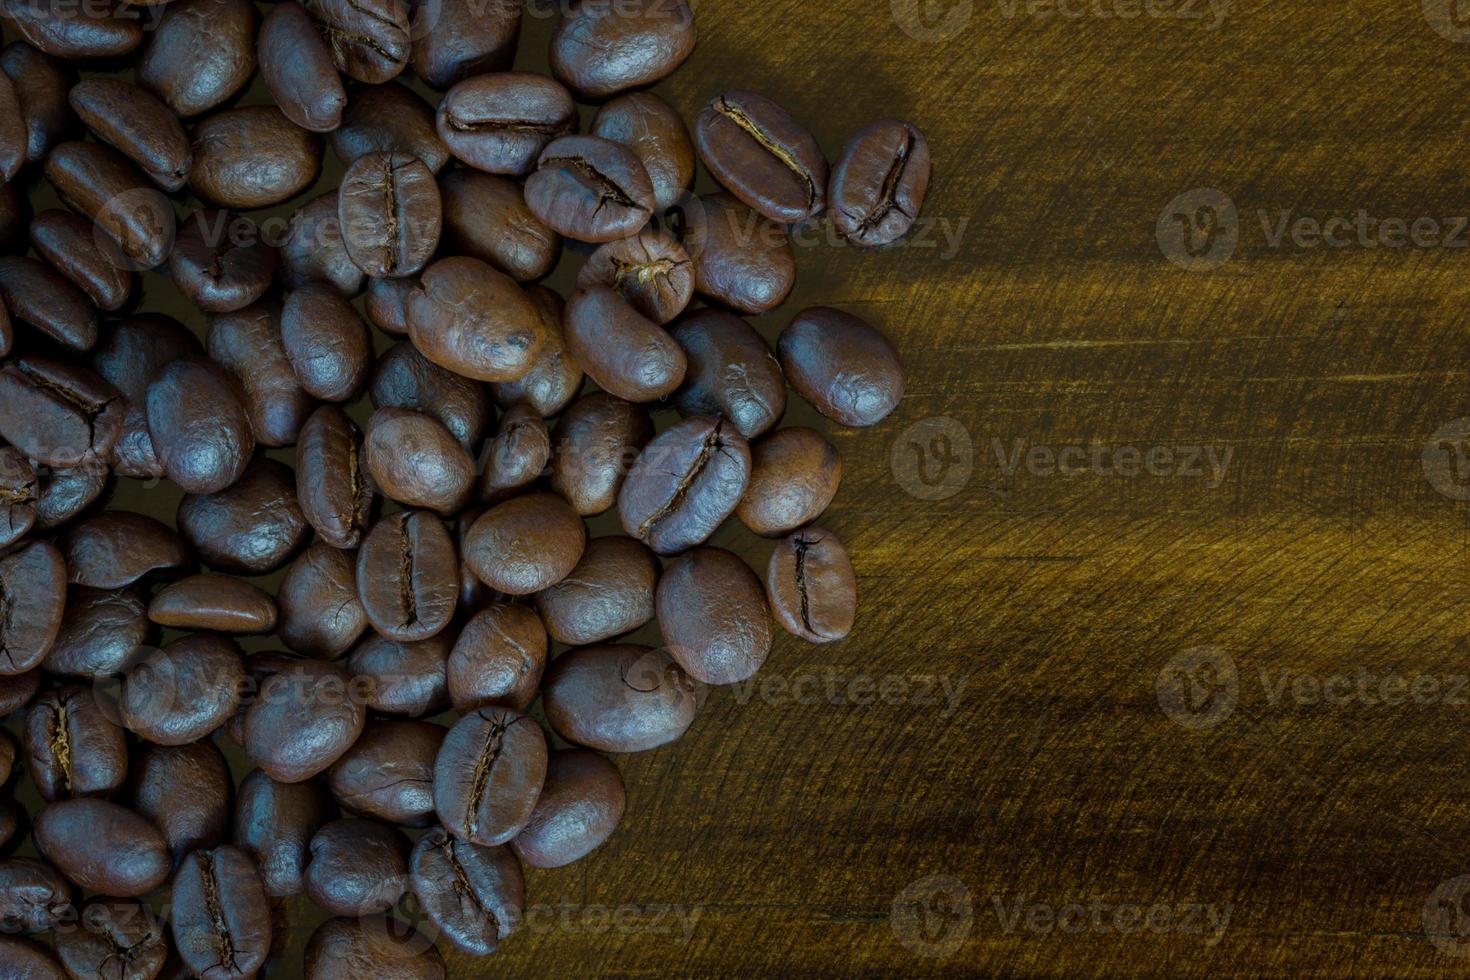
[511,749,624,869]
[245,659,366,783]
[111,412,163,481]
[447,603,546,713]
[564,285,685,402]
[439,168,559,282]
[306,0,410,83]
[92,313,201,403]
[54,898,167,980]
[139,0,257,118]
[235,768,334,898]
[340,152,441,279]
[695,91,828,224]
[436,71,575,177]
[617,415,751,555]
[409,828,521,956]
[63,511,187,590]
[766,525,856,643]
[433,707,546,846]
[296,405,374,549]
[28,210,132,311]
[464,492,585,596]
[534,535,658,647]
[0,542,65,676]
[176,458,308,575]
[43,587,150,681]
[280,284,372,402]
[366,276,416,335]
[0,857,70,934]
[0,357,122,467]
[364,408,474,514]
[329,81,449,174]
[407,256,545,382]
[541,644,697,752]
[149,574,277,634]
[1,42,76,165]
[170,209,278,313]
[778,306,905,427]
[190,106,323,209]
[678,191,795,315]
[68,78,191,191]
[328,719,442,826]
[207,301,314,448]
[277,541,368,658]
[25,684,128,801]
[371,341,492,451]
[548,392,653,516]
[656,547,771,684]
[484,289,580,419]
[119,634,245,746]
[282,191,365,295]
[170,846,272,979]
[578,230,692,325]
[591,92,694,212]
[0,256,97,351]
[0,446,36,548]
[303,818,407,916]
[0,669,40,715]
[478,403,550,504]
[549,0,695,100]
[304,916,445,980]
[145,357,256,494]
[345,633,449,717]
[0,0,143,59]
[44,140,175,270]
[259,1,347,133]
[412,0,518,89]
[129,738,233,860]
[737,426,841,536]
[357,510,458,641]
[830,119,931,246]
[33,458,107,531]
[671,308,786,438]
[525,135,656,243]
[35,799,170,897]
[0,935,66,978]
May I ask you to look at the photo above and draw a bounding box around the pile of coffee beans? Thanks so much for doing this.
[0,0,930,973]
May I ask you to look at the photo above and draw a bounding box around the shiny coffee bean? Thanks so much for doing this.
[277,541,369,658]
[766,525,856,642]
[357,511,458,640]
[371,341,493,451]
[281,284,373,401]
[0,670,41,716]
[245,659,366,783]
[296,405,374,549]
[54,898,167,980]
[478,403,550,504]
[0,447,36,547]
[618,416,751,555]
[28,209,132,311]
[678,191,796,315]
[695,91,828,223]
[340,152,441,279]
[535,536,659,647]
[283,191,365,295]
[366,276,416,335]
[34,799,171,897]
[42,587,151,681]
[306,0,410,83]
[145,357,255,494]
[436,72,575,177]
[139,0,257,117]
[0,935,66,978]
[0,357,122,466]
[44,140,175,269]
[171,209,279,314]
[525,135,656,243]
[0,256,97,350]
[68,78,191,191]
[548,392,653,516]
[512,749,624,869]
[412,0,519,89]
[345,632,450,717]
[235,768,334,898]
[778,307,905,427]
[829,119,931,246]
[207,300,314,448]
[129,738,233,860]
[737,426,841,536]
[0,857,70,934]
[305,818,408,915]
[578,230,692,325]
[656,547,771,684]
[439,168,560,282]
[1,42,77,165]
[1,0,143,60]
[259,1,346,133]
[177,459,308,575]
[119,634,245,746]
[541,644,697,753]
[329,82,449,174]
[62,511,187,589]
[408,256,545,382]
[671,308,786,438]
[488,285,582,417]
[409,827,522,955]
[189,106,323,209]
[447,603,546,713]
[328,719,442,826]
[149,574,278,634]
[591,92,694,212]
[170,846,272,979]
[565,285,685,402]
[33,458,108,531]
[25,685,128,801]
[464,492,585,596]
[0,541,64,676]
[364,408,475,514]
[92,313,201,403]
[433,706,547,846]
[304,916,445,980]
[549,0,695,100]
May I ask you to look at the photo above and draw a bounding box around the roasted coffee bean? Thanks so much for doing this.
[92,313,201,403]
[304,818,408,915]
[170,846,272,978]
[737,426,841,536]
[535,535,658,646]
[447,603,546,713]
[346,633,450,717]
[412,0,519,88]
[0,256,98,350]
[189,106,323,209]
[119,634,245,746]
[207,301,314,448]
[778,307,905,427]
[235,769,334,897]
[464,492,585,596]
[0,670,40,716]
[656,547,771,685]
[549,0,695,100]
[407,256,545,382]
[578,230,692,325]
[177,459,308,575]
[0,935,66,978]
[259,1,347,133]
[304,916,446,980]
[139,0,257,117]
[62,512,186,590]
[0,0,143,59]
[0,59,22,177]
[68,78,191,191]
[678,191,796,315]
[281,284,373,402]
[671,308,786,438]
[548,392,653,516]
[171,209,279,314]
[112,412,164,480]
[617,416,751,555]
[591,92,694,212]
[145,357,256,494]
[511,749,624,869]
[42,587,151,681]
[29,209,132,311]
[695,91,828,224]
[0,541,65,676]
[766,525,856,642]
[296,405,374,549]
[478,403,550,504]
[245,659,366,783]
[54,898,167,980]
[436,72,575,177]
[433,707,546,846]
[34,799,171,896]
[328,719,442,826]
[364,408,474,514]
[329,82,449,174]
[0,446,36,548]
[129,738,233,860]
[340,152,441,279]
[0,857,70,934]
[33,458,108,531]
[409,828,522,955]
[357,510,458,640]
[277,541,369,658]
[372,341,493,451]
[1,42,77,165]
[541,644,697,753]
[524,135,656,243]
[283,191,365,295]
[366,276,415,335]
[488,285,582,416]
[44,140,175,269]
[306,0,410,83]
[439,169,559,282]
[25,685,128,801]
[149,574,278,634]
[565,285,686,402]
[0,357,122,466]
[829,119,931,246]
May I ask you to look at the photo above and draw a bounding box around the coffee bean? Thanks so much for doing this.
[340,152,442,279]
[189,106,323,210]
[296,405,375,549]
[92,313,201,403]
[577,229,693,325]
[366,276,416,335]
[677,191,796,315]
[0,935,65,978]
[0,857,71,933]
[32,458,108,531]
[618,416,751,555]
[0,542,65,676]
[478,403,550,504]
[656,547,771,684]
[447,603,546,713]
[145,357,256,494]
[304,916,445,980]
[138,0,257,117]
[0,42,76,165]
[371,340,493,451]
[170,209,279,313]
[111,412,163,482]
[0,256,98,351]
[0,446,37,548]
[303,818,409,917]
[34,799,171,896]
[737,426,841,537]
[0,357,123,467]
[170,846,272,978]
[548,392,653,516]
[412,0,519,89]
[407,256,545,382]
[766,525,856,643]
[345,632,450,717]
[464,492,585,596]
[149,574,278,634]
[25,684,128,801]
[42,586,151,681]
[439,168,560,282]
[0,670,40,716]
[363,409,475,515]
[328,719,443,826]
[305,0,410,83]
[778,306,905,427]
[207,302,314,448]
[1,0,143,59]
[119,634,245,746]
[671,308,786,439]
[259,1,347,133]
[277,541,369,658]
[541,644,697,753]
[433,706,547,846]
[62,511,187,590]
[695,91,829,224]
[246,659,366,783]
[511,749,624,869]
[565,285,686,402]
[129,738,233,860]
[549,0,695,100]
[409,827,522,955]
[535,535,659,647]
[68,78,192,191]
[54,898,167,980]
[591,92,695,212]
[235,768,335,897]
[44,140,175,269]
[283,191,365,295]
[357,510,459,640]
[281,284,373,401]
[329,81,449,174]
[829,119,931,246]
[525,135,656,243]
[28,209,132,311]
[0,78,23,180]
[436,71,575,177]
[488,285,582,417]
